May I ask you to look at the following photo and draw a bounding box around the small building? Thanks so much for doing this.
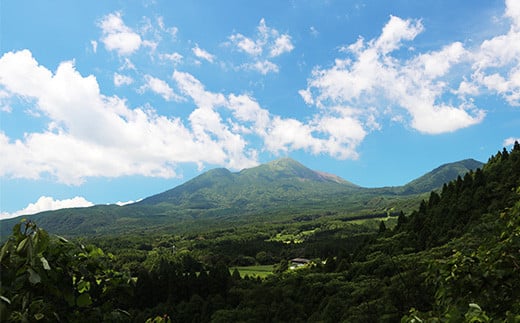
[290,258,310,269]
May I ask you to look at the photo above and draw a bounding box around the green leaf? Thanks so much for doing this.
[56,235,69,243]
[468,303,482,310]
[77,280,90,293]
[0,295,11,304]
[89,247,104,258]
[76,293,92,307]
[16,237,29,254]
[40,256,51,270]
[33,229,50,254]
[28,267,41,284]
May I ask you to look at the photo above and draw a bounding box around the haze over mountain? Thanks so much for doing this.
[0,157,483,238]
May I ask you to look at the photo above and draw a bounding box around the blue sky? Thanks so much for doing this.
[1,0,519,218]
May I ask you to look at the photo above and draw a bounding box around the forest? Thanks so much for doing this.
[1,142,520,322]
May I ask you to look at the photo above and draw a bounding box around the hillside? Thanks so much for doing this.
[399,158,484,194]
[0,157,482,238]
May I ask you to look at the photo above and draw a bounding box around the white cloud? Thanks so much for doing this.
[269,34,294,57]
[159,52,183,64]
[470,0,520,106]
[374,15,423,54]
[228,18,294,74]
[300,15,486,136]
[157,16,178,38]
[506,0,520,30]
[227,94,270,130]
[120,58,136,71]
[113,73,133,86]
[192,44,215,63]
[503,137,520,147]
[172,69,364,161]
[140,74,183,101]
[0,50,282,185]
[0,50,260,184]
[247,60,279,74]
[0,196,94,220]
[115,199,141,206]
[229,34,263,56]
[90,40,98,53]
[98,12,142,56]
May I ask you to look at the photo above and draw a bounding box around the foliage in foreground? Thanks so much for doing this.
[0,220,133,322]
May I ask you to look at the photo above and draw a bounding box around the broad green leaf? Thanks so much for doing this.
[76,293,92,307]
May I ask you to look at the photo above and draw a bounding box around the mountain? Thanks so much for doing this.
[0,157,483,238]
[138,158,358,209]
[399,159,484,194]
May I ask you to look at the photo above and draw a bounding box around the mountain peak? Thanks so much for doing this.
[240,157,355,186]
[264,157,307,172]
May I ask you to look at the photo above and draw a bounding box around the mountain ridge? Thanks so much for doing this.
[0,157,483,238]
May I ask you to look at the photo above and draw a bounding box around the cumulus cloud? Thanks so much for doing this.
[173,70,365,160]
[98,12,142,56]
[0,196,94,220]
[300,15,486,136]
[471,2,520,106]
[192,44,215,63]
[0,50,260,184]
[228,18,294,74]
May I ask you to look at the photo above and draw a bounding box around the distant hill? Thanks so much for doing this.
[399,159,484,194]
[0,157,483,238]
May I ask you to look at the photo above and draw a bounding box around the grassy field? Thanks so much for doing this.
[230,265,274,278]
